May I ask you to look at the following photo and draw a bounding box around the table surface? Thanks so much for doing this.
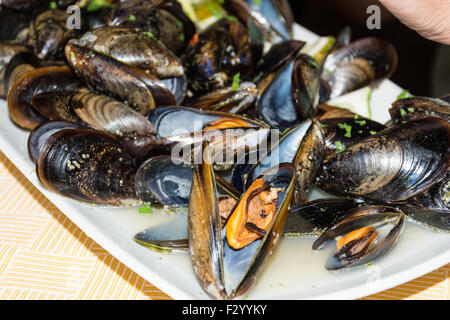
[0,151,448,300]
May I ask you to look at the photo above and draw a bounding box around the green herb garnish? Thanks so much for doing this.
[400,108,407,117]
[335,140,346,154]
[338,123,352,138]
[407,107,415,113]
[128,14,136,21]
[225,15,239,23]
[139,204,153,214]
[232,73,240,91]
[87,0,115,12]
[179,33,185,42]
[145,31,154,38]
[355,119,367,127]
[397,89,414,100]
[49,1,57,9]
[369,130,377,135]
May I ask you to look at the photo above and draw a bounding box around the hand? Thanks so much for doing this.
[379,0,450,45]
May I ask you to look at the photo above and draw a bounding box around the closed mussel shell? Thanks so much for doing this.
[317,117,450,203]
[65,42,176,115]
[37,128,138,206]
[389,97,450,124]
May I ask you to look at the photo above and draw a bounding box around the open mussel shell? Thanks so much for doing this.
[245,120,325,205]
[65,42,176,115]
[32,91,157,156]
[283,198,365,237]
[255,40,304,82]
[397,173,449,231]
[147,106,267,139]
[134,210,190,253]
[37,128,138,206]
[389,97,450,124]
[77,26,187,104]
[320,116,386,157]
[313,206,405,270]
[257,53,319,129]
[189,158,295,299]
[224,0,292,42]
[7,66,84,130]
[322,37,398,99]
[187,81,258,114]
[317,117,450,203]
[109,0,195,55]
[28,120,88,164]
[28,9,80,60]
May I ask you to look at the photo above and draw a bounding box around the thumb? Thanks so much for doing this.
[379,0,450,44]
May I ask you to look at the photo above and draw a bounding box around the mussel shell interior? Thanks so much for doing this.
[222,163,295,297]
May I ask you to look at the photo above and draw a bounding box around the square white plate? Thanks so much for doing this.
[0,24,448,300]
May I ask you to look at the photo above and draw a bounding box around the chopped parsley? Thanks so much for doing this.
[400,108,407,117]
[128,14,136,21]
[145,31,154,38]
[139,204,153,214]
[369,130,377,135]
[231,73,240,91]
[335,140,346,153]
[87,0,115,12]
[397,89,414,100]
[407,107,415,113]
[355,119,367,127]
[49,1,57,9]
[337,123,352,138]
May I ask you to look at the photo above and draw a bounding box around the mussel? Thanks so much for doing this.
[189,157,295,299]
[184,18,256,95]
[37,128,138,206]
[0,6,31,43]
[147,106,268,139]
[313,206,405,270]
[76,26,187,103]
[0,43,30,98]
[28,120,88,164]
[109,0,195,55]
[187,81,258,114]
[31,91,156,156]
[397,173,449,231]
[389,97,450,124]
[65,41,176,114]
[7,66,84,130]
[318,117,450,203]
[28,9,80,60]
[244,120,325,205]
[322,37,398,99]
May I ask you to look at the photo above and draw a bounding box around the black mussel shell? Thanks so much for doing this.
[0,42,30,98]
[109,0,195,55]
[389,97,450,124]
[187,82,258,114]
[7,66,84,130]
[397,173,449,231]
[28,120,88,164]
[317,117,450,203]
[322,37,398,99]
[37,128,138,206]
[320,116,386,157]
[65,42,176,115]
[28,9,80,60]
[283,198,365,236]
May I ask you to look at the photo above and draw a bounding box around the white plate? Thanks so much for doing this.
[0,24,449,300]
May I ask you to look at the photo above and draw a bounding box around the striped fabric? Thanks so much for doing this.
[0,151,447,300]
